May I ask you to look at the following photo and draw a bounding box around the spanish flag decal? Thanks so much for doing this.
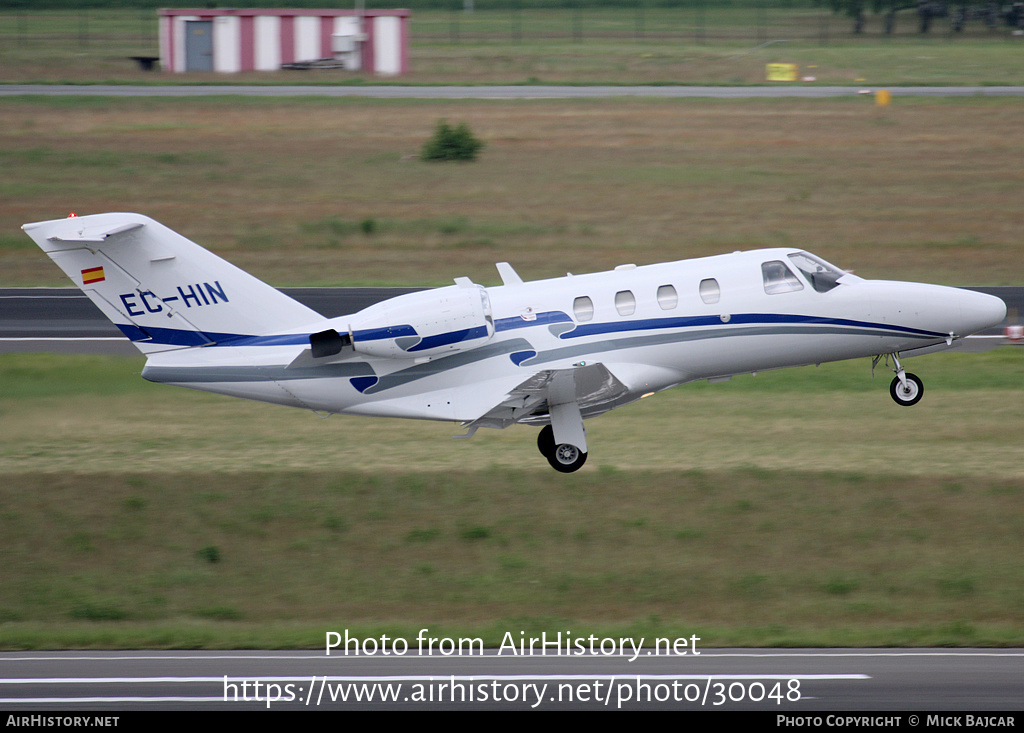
[81,266,105,284]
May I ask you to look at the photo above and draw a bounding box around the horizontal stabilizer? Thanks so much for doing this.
[22,213,324,355]
[45,221,144,245]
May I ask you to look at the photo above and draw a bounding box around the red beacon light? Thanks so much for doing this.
[68,212,77,218]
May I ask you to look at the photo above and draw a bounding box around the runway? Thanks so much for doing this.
[0,287,1018,355]
[4,85,1024,99]
[0,648,1021,711]
[0,287,418,355]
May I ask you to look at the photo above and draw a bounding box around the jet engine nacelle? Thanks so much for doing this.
[348,282,495,359]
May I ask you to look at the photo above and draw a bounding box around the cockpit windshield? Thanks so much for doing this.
[788,252,846,293]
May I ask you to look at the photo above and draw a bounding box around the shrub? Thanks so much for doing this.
[421,120,484,162]
[196,545,221,564]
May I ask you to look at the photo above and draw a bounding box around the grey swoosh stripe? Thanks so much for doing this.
[142,362,376,383]
[363,338,534,394]
[521,324,939,368]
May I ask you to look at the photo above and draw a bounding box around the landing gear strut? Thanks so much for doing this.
[537,425,588,473]
[875,352,924,407]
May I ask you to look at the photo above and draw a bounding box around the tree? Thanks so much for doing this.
[817,0,919,34]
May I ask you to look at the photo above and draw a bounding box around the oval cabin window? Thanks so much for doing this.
[615,290,636,316]
[699,278,720,304]
[657,284,678,310]
[573,296,595,322]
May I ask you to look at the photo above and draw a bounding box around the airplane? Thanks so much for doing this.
[23,212,1007,473]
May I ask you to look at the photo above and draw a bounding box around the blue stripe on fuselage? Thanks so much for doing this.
[407,325,491,352]
[558,313,946,340]
[494,311,573,332]
[115,324,417,347]
[116,311,942,349]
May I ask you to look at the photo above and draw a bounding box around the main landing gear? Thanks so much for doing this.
[537,377,590,473]
[537,425,588,473]
[875,352,924,407]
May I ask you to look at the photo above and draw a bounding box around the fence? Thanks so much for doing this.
[413,5,1022,44]
[0,5,1018,52]
[1,9,155,48]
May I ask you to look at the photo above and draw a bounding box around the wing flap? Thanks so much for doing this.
[461,362,630,432]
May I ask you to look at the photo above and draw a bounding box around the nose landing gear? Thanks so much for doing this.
[874,353,925,407]
[890,370,924,406]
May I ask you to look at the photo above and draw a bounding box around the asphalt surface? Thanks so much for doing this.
[0,648,1021,711]
[4,85,1024,99]
[0,287,420,354]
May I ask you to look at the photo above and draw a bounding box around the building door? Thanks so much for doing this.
[185,21,213,71]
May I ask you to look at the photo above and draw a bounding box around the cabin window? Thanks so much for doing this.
[615,290,636,316]
[573,296,595,322]
[698,278,720,305]
[762,260,804,295]
[788,252,844,293]
[657,284,678,310]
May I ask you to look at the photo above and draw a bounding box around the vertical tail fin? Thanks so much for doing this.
[22,213,322,354]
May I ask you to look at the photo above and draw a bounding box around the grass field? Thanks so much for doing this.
[3,96,1024,288]
[3,96,1023,646]
[1,350,1023,648]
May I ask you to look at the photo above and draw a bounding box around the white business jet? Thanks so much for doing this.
[24,213,1006,472]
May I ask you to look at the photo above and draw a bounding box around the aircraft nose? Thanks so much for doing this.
[957,289,1006,336]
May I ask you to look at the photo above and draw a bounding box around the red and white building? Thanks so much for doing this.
[158,8,410,75]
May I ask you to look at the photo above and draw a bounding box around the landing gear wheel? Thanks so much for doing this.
[537,425,556,459]
[548,442,588,473]
[889,372,924,406]
[538,425,587,472]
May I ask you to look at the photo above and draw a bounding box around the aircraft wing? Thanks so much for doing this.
[461,362,631,432]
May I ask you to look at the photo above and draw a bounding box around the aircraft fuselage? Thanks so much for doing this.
[141,248,1004,423]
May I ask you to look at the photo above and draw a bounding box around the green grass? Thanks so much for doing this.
[0,353,148,399]
[1,467,1023,647]
[2,349,1023,477]
[1,349,1023,647]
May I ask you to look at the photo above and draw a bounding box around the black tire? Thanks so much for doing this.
[890,373,924,407]
[537,425,556,458]
[547,443,588,473]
